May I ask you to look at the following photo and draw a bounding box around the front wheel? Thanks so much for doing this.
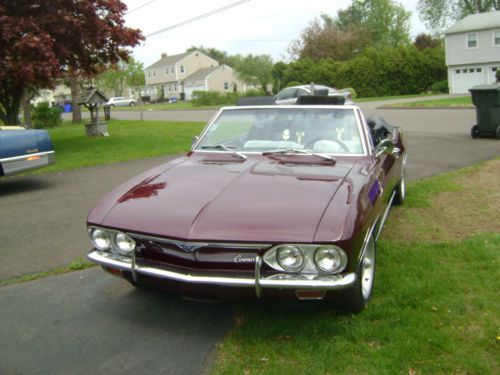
[129,102,136,107]
[471,125,479,139]
[339,234,376,313]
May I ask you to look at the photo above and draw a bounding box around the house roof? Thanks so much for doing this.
[444,11,500,34]
[184,65,227,82]
[145,51,192,70]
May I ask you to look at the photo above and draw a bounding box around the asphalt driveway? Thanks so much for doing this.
[1,101,499,374]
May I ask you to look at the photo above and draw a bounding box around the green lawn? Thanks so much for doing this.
[212,159,500,375]
[387,95,473,108]
[108,101,221,111]
[43,120,205,173]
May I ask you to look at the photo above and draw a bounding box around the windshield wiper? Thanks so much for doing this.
[200,144,247,160]
[262,149,336,163]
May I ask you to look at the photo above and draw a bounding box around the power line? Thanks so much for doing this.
[145,0,252,38]
[126,0,159,15]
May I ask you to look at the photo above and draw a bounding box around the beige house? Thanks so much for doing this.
[144,50,218,100]
[183,65,251,100]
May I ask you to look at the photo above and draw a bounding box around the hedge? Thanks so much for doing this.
[280,45,447,98]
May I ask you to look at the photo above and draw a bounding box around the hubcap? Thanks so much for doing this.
[361,238,375,300]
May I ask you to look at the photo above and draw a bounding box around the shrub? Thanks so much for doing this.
[431,80,449,93]
[496,69,500,82]
[286,81,301,88]
[341,87,357,99]
[32,102,62,129]
[191,90,268,107]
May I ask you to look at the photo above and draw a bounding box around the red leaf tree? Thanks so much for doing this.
[0,0,143,125]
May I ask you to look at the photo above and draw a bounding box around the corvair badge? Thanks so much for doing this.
[27,148,39,154]
[233,254,256,263]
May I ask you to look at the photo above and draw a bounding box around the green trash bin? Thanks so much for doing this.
[469,84,500,139]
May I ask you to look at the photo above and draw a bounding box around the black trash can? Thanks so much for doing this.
[469,84,500,139]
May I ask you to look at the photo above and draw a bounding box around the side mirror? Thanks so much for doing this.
[191,136,199,147]
[374,138,395,159]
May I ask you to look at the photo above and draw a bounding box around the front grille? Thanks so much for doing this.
[130,234,271,271]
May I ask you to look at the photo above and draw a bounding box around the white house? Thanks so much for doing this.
[183,65,253,100]
[444,12,500,94]
[143,50,218,100]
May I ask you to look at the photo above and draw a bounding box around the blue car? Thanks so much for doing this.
[0,126,55,177]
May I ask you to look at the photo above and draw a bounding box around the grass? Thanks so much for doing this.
[108,101,220,111]
[212,158,500,375]
[103,93,438,112]
[0,258,95,287]
[386,95,473,108]
[41,119,205,173]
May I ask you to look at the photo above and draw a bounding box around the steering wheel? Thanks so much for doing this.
[305,138,350,153]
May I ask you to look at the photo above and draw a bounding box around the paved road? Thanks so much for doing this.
[2,100,500,374]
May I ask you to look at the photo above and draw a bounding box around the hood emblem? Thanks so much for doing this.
[234,254,256,263]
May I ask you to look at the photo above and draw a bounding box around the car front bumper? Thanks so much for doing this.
[88,250,356,298]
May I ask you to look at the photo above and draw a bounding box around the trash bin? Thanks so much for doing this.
[469,84,500,139]
[63,103,72,113]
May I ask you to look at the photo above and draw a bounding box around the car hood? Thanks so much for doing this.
[88,155,356,243]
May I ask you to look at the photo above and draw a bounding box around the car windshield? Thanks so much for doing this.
[195,107,364,155]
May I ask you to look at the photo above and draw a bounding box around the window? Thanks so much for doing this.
[469,68,474,73]
[462,69,467,73]
[467,33,477,48]
[171,67,174,74]
[165,68,168,76]
[152,70,156,77]
[493,67,498,72]
[495,31,500,46]
[476,68,482,73]
[180,65,185,74]
[224,82,229,90]
[148,71,151,78]
[456,70,461,74]
[174,83,177,91]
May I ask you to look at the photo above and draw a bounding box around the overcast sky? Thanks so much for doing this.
[123,0,429,67]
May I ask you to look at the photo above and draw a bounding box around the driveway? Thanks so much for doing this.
[2,100,499,374]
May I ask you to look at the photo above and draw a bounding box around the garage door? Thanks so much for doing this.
[184,84,206,100]
[452,67,486,94]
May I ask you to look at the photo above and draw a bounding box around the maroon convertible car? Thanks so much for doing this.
[87,96,407,312]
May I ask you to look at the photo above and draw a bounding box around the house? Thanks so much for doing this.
[183,65,252,100]
[143,50,218,100]
[444,12,500,94]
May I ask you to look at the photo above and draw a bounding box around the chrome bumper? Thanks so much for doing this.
[0,151,55,176]
[87,250,356,297]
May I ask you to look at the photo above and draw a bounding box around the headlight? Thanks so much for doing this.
[314,246,347,273]
[276,246,304,271]
[91,229,111,251]
[115,232,135,255]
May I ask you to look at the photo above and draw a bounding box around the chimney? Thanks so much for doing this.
[161,52,167,58]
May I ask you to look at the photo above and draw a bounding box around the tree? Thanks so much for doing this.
[96,57,145,98]
[414,33,442,50]
[186,46,233,66]
[336,0,411,47]
[417,0,500,32]
[231,54,273,92]
[0,0,143,125]
[288,14,371,61]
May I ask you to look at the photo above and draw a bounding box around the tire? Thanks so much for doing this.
[393,161,406,205]
[339,234,376,313]
[496,126,500,140]
[471,125,479,139]
[129,102,135,107]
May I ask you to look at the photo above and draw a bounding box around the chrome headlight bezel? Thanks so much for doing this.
[88,226,136,256]
[263,244,347,274]
[90,228,112,251]
[276,245,305,272]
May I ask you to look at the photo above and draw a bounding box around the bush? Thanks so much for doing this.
[496,69,500,82]
[431,80,449,93]
[286,81,302,88]
[341,87,357,99]
[191,90,267,107]
[32,102,62,129]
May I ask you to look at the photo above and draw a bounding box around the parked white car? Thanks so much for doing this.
[106,97,136,107]
[275,84,354,105]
